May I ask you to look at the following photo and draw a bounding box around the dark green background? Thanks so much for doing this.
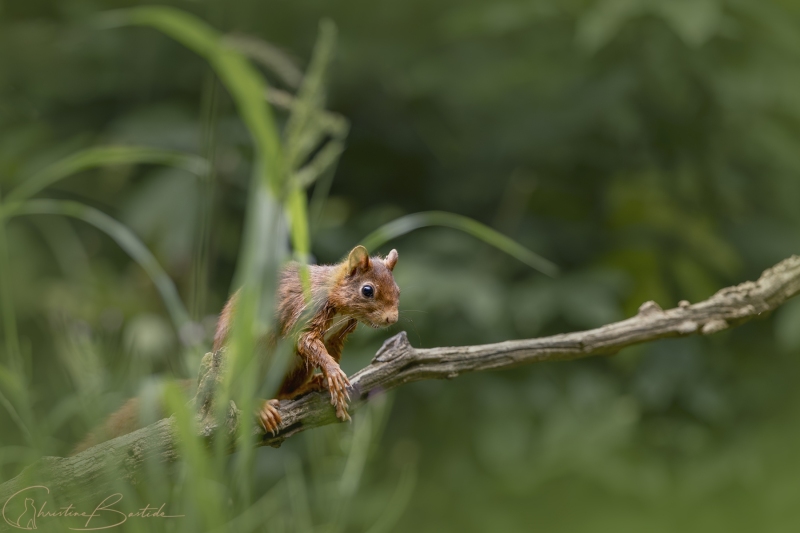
[2,0,800,531]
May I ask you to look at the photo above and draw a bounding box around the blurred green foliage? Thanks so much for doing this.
[1,0,800,531]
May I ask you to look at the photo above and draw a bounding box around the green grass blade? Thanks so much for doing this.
[99,6,284,195]
[99,11,291,435]
[360,211,559,277]
[5,146,207,204]
[282,20,339,271]
[286,187,311,264]
[2,199,191,333]
[223,33,304,89]
[294,139,346,189]
[284,20,337,172]
[102,10,289,365]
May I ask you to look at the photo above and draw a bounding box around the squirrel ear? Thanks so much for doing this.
[384,249,398,271]
[347,245,371,275]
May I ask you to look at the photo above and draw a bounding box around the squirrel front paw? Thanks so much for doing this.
[322,363,352,422]
[256,399,282,435]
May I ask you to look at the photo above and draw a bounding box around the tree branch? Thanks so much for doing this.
[259,254,800,446]
[2,255,799,515]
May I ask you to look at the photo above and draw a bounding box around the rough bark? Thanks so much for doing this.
[2,255,799,519]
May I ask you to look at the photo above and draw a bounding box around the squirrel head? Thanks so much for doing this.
[330,245,400,328]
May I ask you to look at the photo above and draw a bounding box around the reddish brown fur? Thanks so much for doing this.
[72,379,196,455]
[215,246,400,431]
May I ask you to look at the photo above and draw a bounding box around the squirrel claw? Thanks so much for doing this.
[322,363,351,422]
[336,402,352,422]
[257,399,282,435]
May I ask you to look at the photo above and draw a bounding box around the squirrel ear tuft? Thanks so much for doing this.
[347,245,371,274]
[384,249,398,271]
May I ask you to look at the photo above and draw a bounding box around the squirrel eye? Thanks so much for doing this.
[361,284,375,298]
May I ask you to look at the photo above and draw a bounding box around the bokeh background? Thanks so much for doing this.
[2,0,800,531]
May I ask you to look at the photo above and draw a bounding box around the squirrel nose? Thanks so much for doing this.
[384,312,398,325]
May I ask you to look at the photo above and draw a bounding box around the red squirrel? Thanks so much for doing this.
[72,246,399,452]
[214,245,400,433]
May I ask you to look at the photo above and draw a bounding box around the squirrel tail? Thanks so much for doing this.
[70,396,143,455]
[70,379,195,455]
